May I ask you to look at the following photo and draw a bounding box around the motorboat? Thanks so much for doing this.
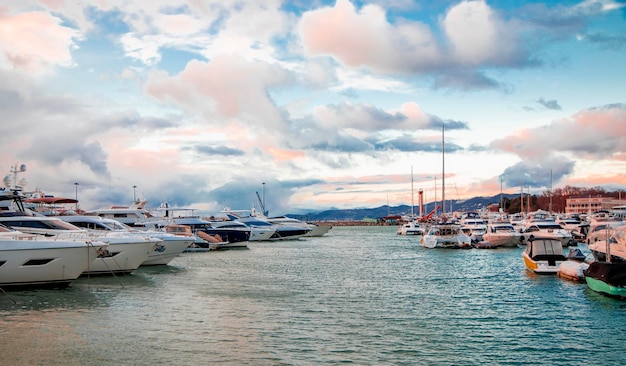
[482,221,524,248]
[303,222,332,237]
[397,166,422,238]
[220,212,277,241]
[58,215,194,265]
[140,212,249,249]
[584,261,626,298]
[586,220,625,245]
[522,238,566,274]
[265,216,322,239]
[585,229,626,298]
[557,248,590,282]
[421,222,472,249]
[86,199,157,227]
[556,216,589,243]
[0,224,108,288]
[520,220,575,247]
[202,219,251,249]
[459,215,488,243]
[588,226,626,262]
[0,214,159,275]
[397,220,425,237]
[226,213,311,241]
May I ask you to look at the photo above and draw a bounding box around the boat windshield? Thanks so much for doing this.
[493,225,515,232]
[2,218,83,230]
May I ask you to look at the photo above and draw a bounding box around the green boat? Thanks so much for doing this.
[584,261,626,299]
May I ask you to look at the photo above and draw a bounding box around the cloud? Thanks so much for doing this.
[500,155,575,188]
[442,0,525,67]
[584,32,626,50]
[537,98,562,110]
[312,101,468,132]
[298,0,441,74]
[0,10,79,74]
[282,101,469,154]
[24,138,111,179]
[207,178,325,215]
[491,103,626,161]
[369,135,464,153]
[145,55,292,131]
[298,0,540,91]
[192,145,245,156]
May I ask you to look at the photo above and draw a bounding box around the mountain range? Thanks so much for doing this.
[289,193,519,221]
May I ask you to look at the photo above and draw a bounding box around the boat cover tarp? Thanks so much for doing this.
[584,262,626,286]
[528,239,566,261]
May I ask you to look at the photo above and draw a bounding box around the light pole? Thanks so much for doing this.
[133,185,137,202]
[262,182,266,216]
[74,182,79,211]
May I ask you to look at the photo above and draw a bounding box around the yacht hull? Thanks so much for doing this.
[0,240,105,288]
[83,238,157,275]
[142,237,194,265]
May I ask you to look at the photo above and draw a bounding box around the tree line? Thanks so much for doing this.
[501,186,625,214]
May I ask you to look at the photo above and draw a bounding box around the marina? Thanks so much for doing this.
[2,225,626,365]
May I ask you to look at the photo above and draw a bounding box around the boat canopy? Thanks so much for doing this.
[585,262,626,286]
[527,239,565,260]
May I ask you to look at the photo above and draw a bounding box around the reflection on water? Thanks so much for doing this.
[2,226,626,365]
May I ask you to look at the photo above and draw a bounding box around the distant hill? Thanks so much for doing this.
[289,193,518,221]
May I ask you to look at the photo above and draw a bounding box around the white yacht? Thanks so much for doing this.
[87,199,156,227]
[0,214,159,275]
[397,220,425,237]
[0,224,108,288]
[226,212,312,241]
[520,220,575,247]
[139,213,250,250]
[266,216,327,238]
[421,222,472,249]
[586,217,625,244]
[588,226,626,262]
[459,214,488,243]
[59,215,194,265]
[482,221,524,247]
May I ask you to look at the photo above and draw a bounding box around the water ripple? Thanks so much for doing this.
[2,226,626,365]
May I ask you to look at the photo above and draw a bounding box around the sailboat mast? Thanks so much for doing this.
[549,169,553,213]
[442,124,445,217]
[411,165,415,217]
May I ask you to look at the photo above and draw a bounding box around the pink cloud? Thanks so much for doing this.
[491,104,626,160]
[0,10,77,74]
[145,55,290,131]
[298,0,439,73]
[267,146,305,162]
[442,0,519,66]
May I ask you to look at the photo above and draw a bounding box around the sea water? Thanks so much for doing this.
[1,225,625,365]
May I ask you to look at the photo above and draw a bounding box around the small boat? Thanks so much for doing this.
[584,261,626,298]
[585,231,626,298]
[482,221,524,247]
[421,222,472,249]
[520,220,575,247]
[459,213,488,243]
[397,220,425,237]
[557,248,589,282]
[522,238,567,274]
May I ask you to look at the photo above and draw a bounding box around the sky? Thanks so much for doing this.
[0,0,625,216]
